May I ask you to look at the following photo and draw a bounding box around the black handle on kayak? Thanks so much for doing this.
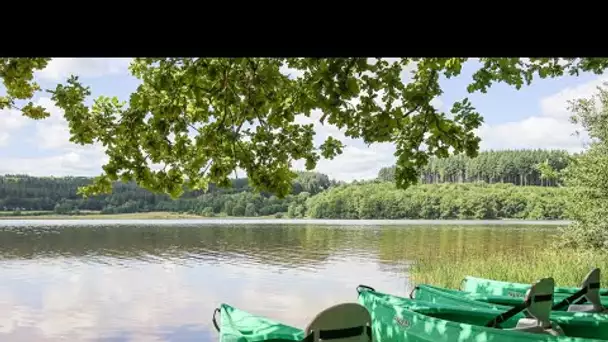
[409,286,419,299]
[357,285,376,294]
[486,293,554,329]
[212,308,220,332]
[485,302,527,329]
[300,325,372,342]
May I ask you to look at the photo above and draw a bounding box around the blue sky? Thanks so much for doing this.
[0,58,604,181]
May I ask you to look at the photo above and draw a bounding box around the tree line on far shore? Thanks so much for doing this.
[0,149,570,220]
[0,172,335,218]
[305,182,567,220]
[378,149,568,187]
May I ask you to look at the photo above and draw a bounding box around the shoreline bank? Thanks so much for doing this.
[0,212,571,226]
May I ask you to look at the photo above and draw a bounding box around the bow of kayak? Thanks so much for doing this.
[462,269,608,297]
[212,302,373,341]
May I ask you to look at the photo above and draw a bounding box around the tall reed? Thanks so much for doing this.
[409,248,608,289]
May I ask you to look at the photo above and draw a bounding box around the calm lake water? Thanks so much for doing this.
[0,220,564,341]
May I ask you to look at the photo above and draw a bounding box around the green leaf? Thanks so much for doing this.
[347,78,359,94]
[319,136,345,159]
[0,96,11,109]
[21,102,50,119]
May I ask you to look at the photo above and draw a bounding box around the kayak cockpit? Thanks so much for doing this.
[413,278,565,336]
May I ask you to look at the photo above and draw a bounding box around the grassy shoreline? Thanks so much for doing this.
[0,211,573,221]
[409,248,608,289]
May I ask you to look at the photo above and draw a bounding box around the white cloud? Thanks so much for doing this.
[0,149,108,176]
[293,143,396,181]
[0,97,108,176]
[33,97,71,150]
[0,108,28,147]
[35,58,131,81]
[0,57,132,175]
[477,116,588,153]
[292,109,396,181]
[477,75,606,153]
[540,75,608,119]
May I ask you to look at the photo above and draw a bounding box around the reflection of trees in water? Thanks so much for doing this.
[0,225,375,269]
[0,224,557,269]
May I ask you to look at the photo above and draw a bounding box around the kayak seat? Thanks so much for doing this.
[567,268,606,313]
[510,318,564,336]
[304,303,372,342]
[567,304,608,313]
[504,277,565,336]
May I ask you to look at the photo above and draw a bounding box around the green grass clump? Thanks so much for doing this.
[409,248,608,289]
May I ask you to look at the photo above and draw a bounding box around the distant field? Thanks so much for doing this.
[0,210,55,215]
[0,211,280,220]
[0,210,97,218]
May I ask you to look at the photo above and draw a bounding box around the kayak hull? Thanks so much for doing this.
[215,304,305,342]
[462,276,608,298]
[358,288,607,342]
[433,284,608,310]
[412,284,608,340]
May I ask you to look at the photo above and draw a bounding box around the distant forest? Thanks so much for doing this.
[0,172,337,217]
[378,149,569,186]
[0,149,572,220]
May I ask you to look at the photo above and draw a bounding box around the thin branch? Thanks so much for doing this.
[218,59,233,132]
[188,123,200,133]
[221,60,244,178]
[201,160,212,176]
[8,103,22,111]
[248,59,271,130]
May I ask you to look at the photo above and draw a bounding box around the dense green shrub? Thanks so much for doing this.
[306,182,569,220]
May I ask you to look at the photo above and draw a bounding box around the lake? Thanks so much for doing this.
[0,220,564,341]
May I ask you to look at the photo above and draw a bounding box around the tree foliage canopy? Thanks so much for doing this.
[2,57,608,198]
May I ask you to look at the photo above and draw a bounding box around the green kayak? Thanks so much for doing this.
[418,284,608,311]
[212,302,373,341]
[462,268,608,298]
[212,304,305,341]
[410,284,608,340]
[358,281,608,342]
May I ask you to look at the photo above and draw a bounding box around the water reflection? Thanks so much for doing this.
[0,222,558,341]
